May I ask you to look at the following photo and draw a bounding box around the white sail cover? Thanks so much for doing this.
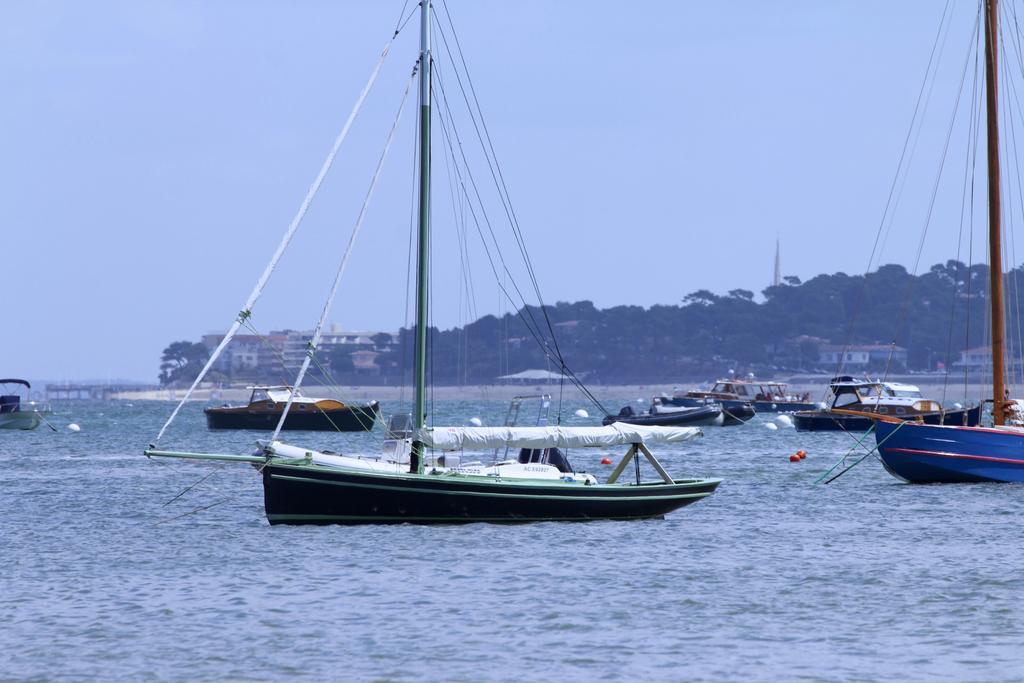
[415,424,701,451]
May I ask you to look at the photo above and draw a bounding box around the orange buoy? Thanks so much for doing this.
[600,457,613,465]
[789,454,801,462]
[797,450,807,457]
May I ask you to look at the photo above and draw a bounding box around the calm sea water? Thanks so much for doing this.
[3,398,1023,682]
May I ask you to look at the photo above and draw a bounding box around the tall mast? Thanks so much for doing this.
[984,0,1006,424]
[411,0,432,471]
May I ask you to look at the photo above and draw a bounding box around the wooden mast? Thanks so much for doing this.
[985,0,1007,424]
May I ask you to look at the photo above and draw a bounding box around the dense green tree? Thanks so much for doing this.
[158,341,209,386]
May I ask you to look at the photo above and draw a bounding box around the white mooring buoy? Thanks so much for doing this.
[468,417,483,427]
[574,409,589,418]
[67,423,81,432]
[764,422,778,431]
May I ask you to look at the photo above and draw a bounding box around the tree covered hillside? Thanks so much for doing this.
[380,260,1015,384]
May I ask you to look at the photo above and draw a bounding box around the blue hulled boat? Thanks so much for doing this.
[875,420,1024,483]
[873,0,1022,485]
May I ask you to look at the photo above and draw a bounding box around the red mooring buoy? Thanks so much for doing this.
[797,450,807,459]
[789,454,801,462]
[600,457,613,465]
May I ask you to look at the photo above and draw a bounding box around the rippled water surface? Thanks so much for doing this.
[3,399,1023,681]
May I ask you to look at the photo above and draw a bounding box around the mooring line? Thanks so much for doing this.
[818,421,907,485]
[154,497,235,525]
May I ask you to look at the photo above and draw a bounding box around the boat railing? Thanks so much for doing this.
[17,400,51,414]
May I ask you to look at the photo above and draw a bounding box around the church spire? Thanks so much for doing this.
[772,236,781,287]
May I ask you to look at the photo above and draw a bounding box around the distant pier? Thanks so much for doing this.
[45,383,158,400]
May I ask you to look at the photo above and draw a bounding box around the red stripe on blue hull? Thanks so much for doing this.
[875,421,1024,483]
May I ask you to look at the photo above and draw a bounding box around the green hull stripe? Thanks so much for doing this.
[268,473,713,502]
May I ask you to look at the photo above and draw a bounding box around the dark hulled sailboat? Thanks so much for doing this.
[145,1,721,522]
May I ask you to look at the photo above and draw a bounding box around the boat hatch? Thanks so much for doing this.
[517,447,573,473]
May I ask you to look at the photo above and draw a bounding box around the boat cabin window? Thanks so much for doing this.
[856,385,885,399]
[833,391,860,408]
[891,389,923,399]
[250,389,272,404]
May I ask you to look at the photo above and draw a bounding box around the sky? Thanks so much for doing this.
[0,1,1004,381]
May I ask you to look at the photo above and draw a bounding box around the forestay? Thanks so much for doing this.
[416,424,701,451]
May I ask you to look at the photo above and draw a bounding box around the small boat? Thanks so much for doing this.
[603,402,722,427]
[652,395,755,426]
[204,386,379,432]
[670,378,818,412]
[0,379,51,431]
[793,376,980,432]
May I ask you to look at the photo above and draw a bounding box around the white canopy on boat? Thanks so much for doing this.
[415,424,701,451]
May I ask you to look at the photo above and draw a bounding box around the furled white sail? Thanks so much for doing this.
[415,424,701,451]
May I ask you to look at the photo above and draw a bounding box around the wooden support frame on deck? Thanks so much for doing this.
[606,443,675,485]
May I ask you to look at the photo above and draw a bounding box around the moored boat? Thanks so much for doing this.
[652,395,755,426]
[258,425,717,524]
[204,386,378,432]
[793,376,980,432]
[869,0,1024,483]
[603,402,722,427]
[0,379,52,431]
[144,0,721,523]
[874,419,1024,483]
[669,379,817,412]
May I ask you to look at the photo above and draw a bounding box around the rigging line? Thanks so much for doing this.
[430,74,576,388]
[153,36,396,445]
[434,56,475,383]
[435,60,484,381]
[433,102,549,362]
[965,73,982,406]
[433,10,569,373]
[998,6,1024,389]
[944,38,984,405]
[1002,60,1024,391]
[435,108,606,410]
[830,0,957,382]
[431,84,552,352]
[876,0,961,264]
[433,5,554,318]
[162,465,223,506]
[867,0,955,271]
[399,73,422,413]
[393,0,411,35]
[429,62,552,354]
[883,9,981,381]
[430,19,572,409]
[430,67,608,410]
[153,497,235,526]
[1013,14,1024,393]
[272,67,417,442]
